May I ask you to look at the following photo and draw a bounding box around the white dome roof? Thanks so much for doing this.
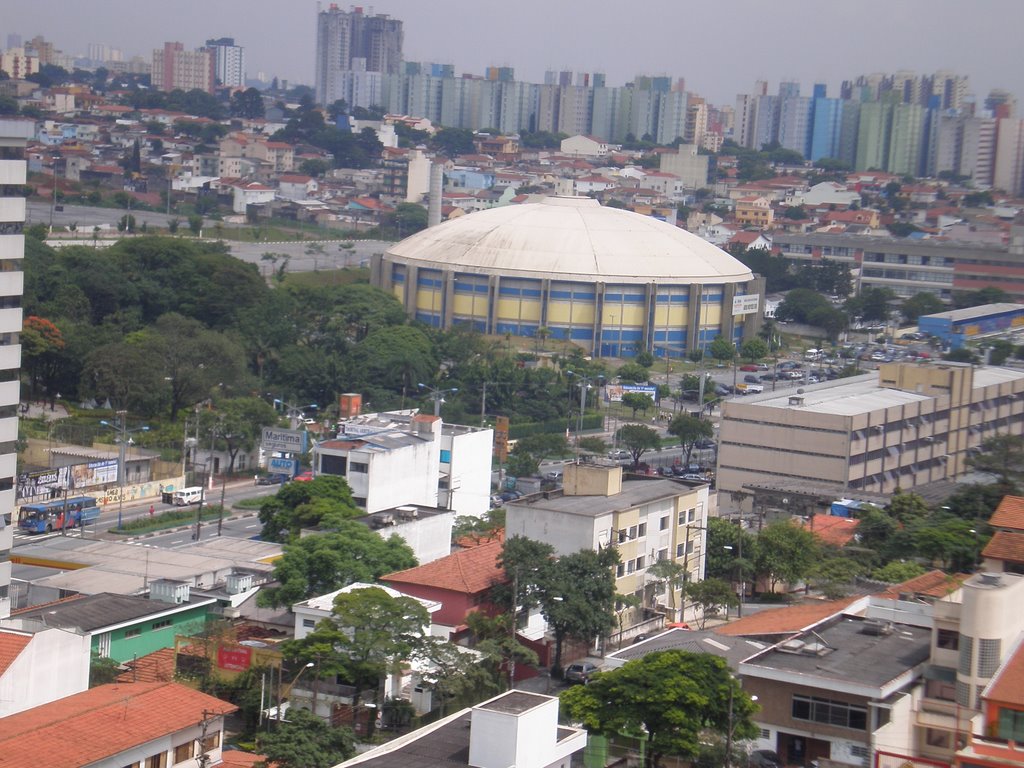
[386,196,754,284]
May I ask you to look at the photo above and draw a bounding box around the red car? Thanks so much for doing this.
[739,364,759,372]
[293,470,314,482]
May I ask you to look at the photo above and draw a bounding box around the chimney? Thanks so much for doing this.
[427,161,443,227]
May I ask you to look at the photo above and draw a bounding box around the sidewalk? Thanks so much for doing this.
[20,401,70,422]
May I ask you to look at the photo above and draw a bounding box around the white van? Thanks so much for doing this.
[805,348,822,361]
[172,487,205,506]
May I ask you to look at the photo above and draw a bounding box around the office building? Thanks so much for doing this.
[809,97,843,162]
[151,42,215,94]
[315,4,403,106]
[0,119,31,619]
[717,362,1024,510]
[204,37,245,88]
[774,227,1024,302]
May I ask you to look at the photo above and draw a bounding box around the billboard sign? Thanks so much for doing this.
[268,457,298,476]
[494,416,510,461]
[217,645,252,672]
[605,384,658,403]
[732,294,760,316]
[261,427,307,454]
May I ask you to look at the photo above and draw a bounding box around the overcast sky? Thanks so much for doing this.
[4,0,1022,107]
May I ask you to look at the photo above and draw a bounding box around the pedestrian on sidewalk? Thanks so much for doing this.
[149,504,155,517]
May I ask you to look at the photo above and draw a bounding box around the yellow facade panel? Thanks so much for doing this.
[496,299,542,322]
[416,289,442,312]
[452,295,487,319]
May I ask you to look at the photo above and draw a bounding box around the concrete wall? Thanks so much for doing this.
[0,627,90,717]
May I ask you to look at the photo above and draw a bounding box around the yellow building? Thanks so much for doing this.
[735,195,774,229]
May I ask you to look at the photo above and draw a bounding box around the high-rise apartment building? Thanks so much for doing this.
[205,37,245,88]
[151,42,215,94]
[315,4,403,106]
[994,118,1024,197]
[0,119,32,620]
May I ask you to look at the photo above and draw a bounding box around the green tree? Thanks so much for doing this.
[621,391,655,417]
[967,434,1024,487]
[646,559,687,621]
[379,202,428,239]
[872,560,926,583]
[901,292,945,322]
[255,702,354,768]
[431,127,475,157]
[560,651,757,768]
[285,586,429,720]
[505,443,540,478]
[753,520,819,593]
[258,525,417,606]
[708,336,735,363]
[885,489,930,525]
[667,413,714,468]
[615,423,661,468]
[740,338,769,361]
[188,214,202,235]
[539,548,618,674]
[682,578,738,629]
[616,362,649,383]
[258,475,363,541]
[578,436,608,456]
[229,87,265,119]
[846,287,896,323]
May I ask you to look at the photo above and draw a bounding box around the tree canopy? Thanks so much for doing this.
[259,525,417,606]
[560,651,757,768]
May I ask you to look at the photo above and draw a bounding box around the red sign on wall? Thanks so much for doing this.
[217,645,252,671]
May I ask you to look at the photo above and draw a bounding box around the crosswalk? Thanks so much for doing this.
[13,529,84,543]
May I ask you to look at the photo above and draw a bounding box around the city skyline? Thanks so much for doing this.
[2,0,1022,108]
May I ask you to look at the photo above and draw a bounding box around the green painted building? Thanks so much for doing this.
[14,586,215,663]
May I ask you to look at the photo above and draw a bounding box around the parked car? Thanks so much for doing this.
[564,662,600,684]
[694,437,716,450]
[748,750,784,768]
[608,449,630,461]
[293,470,314,482]
[739,364,759,372]
[744,374,760,383]
[543,470,563,482]
[490,495,504,508]
[256,473,288,486]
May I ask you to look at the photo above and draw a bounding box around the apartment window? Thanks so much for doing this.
[152,619,172,631]
[638,522,647,537]
[978,639,1001,677]
[201,731,222,752]
[849,745,869,761]
[618,529,627,544]
[998,708,1024,742]
[959,636,973,675]
[925,677,956,702]
[350,462,368,473]
[173,742,194,763]
[635,555,646,570]
[925,729,951,749]
[145,754,167,768]
[660,516,669,530]
[791,695,867,730]
[626,560,636,574]
[616,563,625,578]
[676,543,685,557]
[657,548,668,561]
[628,525,638,540]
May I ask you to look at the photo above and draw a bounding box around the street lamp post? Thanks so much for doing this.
[272,398,317,430]
[418,383,458,418]
[276,661,315,724]
[99,410,150,530]
[567,371,603,461]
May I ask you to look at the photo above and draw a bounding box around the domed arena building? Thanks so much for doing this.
[371,196,765,358]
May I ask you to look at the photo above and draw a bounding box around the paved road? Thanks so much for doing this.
[28,200,180,231]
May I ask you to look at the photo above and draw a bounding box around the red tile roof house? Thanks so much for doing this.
[0,681,238,768]
[382,538,507,639]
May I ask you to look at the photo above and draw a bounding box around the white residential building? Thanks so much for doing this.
[0,119,31,620]
[314,411,493,519]
[0,625,91,716]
